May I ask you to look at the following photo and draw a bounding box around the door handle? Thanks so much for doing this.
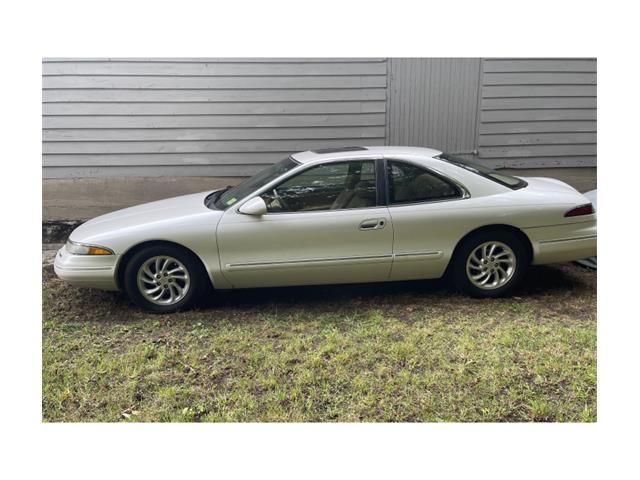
[359,218,386,230]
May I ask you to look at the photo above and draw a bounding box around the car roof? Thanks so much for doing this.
[291,146,443,164]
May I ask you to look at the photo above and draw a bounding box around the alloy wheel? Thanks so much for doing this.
[465,241,516,290]
[136,255,191,305]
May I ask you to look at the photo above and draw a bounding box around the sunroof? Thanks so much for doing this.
[311,146,368,154]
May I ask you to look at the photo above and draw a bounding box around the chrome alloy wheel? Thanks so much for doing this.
[465,241,516,290]
[136,256,190,305]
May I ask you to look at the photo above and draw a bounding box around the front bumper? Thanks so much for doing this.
[53,246,120,290]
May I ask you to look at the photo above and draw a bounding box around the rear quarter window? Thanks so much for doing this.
[387,160,462,204]
[437,154,527,190]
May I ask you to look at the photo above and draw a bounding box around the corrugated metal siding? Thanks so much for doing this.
[477,58,597,168]
[386,58,481,155]
[42,58,387,178]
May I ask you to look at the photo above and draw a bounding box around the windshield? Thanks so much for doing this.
[437,154,527,190]
[211,157,299,210]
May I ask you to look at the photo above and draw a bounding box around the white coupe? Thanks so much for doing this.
[55,146,597,313]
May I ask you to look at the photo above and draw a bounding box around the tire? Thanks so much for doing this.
[450,230,528,298]
[123,244,210,313]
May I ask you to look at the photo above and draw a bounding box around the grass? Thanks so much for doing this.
[42,263,596,422]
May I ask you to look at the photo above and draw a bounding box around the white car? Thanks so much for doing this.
[54,146,597,313]
[576,189,597,269]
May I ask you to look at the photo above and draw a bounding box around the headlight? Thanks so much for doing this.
[65,240,114,255]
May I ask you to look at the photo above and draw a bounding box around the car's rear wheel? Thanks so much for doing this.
[451,230,528,298]
[123,245,208,313]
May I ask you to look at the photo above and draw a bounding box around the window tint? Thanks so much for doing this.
[437,154,527,190]
[387,161,461,204]
[261,160,377,213]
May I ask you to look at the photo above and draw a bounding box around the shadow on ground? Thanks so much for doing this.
[43,262,595,325]
[210,264,589,308]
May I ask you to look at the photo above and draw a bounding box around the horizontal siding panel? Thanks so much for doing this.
[43,58,389,178]
[479,156,596,169]
[482,109,596,123]
[44,152,289,166]
[43,113,386,129]
[482,96,596,110]
[482,58,596,73]
[44,75,387,89]
[43,58,597,178]
[478,58,596,168]
[479,120,596,134]
[482,72,596,85]
[479,144,596,159]
[479,132,596,146]
[45,58,386,63]
[42,101,386,116]
[44,126,385,141]
[482,85,596,98]
[44,164,269,178]
[43,138,386,155]
[43,88,387,103]
[43,61,387,76]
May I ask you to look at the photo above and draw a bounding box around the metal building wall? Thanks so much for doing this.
[43,57,597,179]
[386,58,481,156]
[385,57,597,169]
[42,58,388,178]
[477,58,597,168]
[42,57,597,221]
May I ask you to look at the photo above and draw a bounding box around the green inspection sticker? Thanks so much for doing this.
[225,197,238,206]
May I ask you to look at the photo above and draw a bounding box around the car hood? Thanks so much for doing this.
[69,191,221,245]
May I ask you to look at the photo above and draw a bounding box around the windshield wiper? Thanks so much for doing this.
[213,185,233,201]
[205,185,234,209]
[209,185,235,208]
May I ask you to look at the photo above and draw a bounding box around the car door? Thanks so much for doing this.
[216,158,393,288]
[385,159,470,281]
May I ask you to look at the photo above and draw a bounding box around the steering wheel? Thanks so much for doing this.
[272,187,291,211]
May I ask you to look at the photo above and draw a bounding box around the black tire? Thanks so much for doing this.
[450,230,529,298]
[123,244,210,313]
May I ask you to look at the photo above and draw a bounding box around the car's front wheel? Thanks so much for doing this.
[123,245,208,313]
[450,230,528,298]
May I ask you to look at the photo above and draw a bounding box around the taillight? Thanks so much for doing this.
[564,204,594,217]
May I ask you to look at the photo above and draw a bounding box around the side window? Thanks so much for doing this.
[261,160,377,213]
[387,160,461,204]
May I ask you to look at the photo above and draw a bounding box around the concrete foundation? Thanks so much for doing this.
[43,176,245,221]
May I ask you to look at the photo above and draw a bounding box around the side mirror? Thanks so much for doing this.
[238,196,267,216]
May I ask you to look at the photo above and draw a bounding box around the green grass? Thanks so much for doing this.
[42,264,596,422]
